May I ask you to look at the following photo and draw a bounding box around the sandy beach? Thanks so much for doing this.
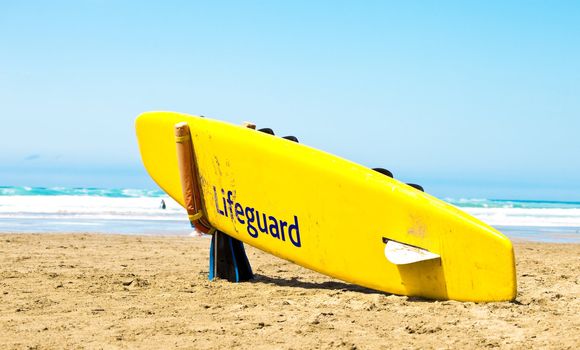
[0,233,578,349]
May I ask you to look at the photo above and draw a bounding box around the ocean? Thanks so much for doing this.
[0,186,578,243]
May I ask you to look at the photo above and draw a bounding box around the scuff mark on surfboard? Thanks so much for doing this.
[408,213,427,239]
[213,156,223,177]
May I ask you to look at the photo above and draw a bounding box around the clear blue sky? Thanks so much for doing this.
[1,1,579,200]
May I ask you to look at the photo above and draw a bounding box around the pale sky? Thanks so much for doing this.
[1,1,579,200]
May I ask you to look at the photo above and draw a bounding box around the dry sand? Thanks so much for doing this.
[0,233,578,349]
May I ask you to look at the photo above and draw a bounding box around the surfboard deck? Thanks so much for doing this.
[135,111,517,302]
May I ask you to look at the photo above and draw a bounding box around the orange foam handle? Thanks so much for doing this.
[175,122,213,233]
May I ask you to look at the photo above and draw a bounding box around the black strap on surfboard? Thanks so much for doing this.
[209,231,253,282]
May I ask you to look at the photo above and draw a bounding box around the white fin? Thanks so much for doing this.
[384,240,440,265]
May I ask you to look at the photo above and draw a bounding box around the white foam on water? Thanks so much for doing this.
[1,195,580,227]
[464,207,580,227]
[0,195,186,221]
[0,190,579,241]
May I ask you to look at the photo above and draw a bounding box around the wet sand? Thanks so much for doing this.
[0,233,578,349]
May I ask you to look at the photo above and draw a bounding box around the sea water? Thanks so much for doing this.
[0,186,578,242]
[0,186,189,235]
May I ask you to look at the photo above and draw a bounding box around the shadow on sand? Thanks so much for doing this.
[249,274,443,303]
[249,273,387,295]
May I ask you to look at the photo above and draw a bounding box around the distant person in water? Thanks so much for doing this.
[160,199,166,210]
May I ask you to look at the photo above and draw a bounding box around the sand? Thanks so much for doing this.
[0,233,578,349]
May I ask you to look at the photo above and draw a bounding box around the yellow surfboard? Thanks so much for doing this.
[135,111,517,302]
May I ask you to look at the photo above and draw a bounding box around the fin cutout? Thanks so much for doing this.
[258,127,275,135]
[373,167,393,178]
[407,183,424,192]
[283,135,299,142]
[383,239,440,265]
